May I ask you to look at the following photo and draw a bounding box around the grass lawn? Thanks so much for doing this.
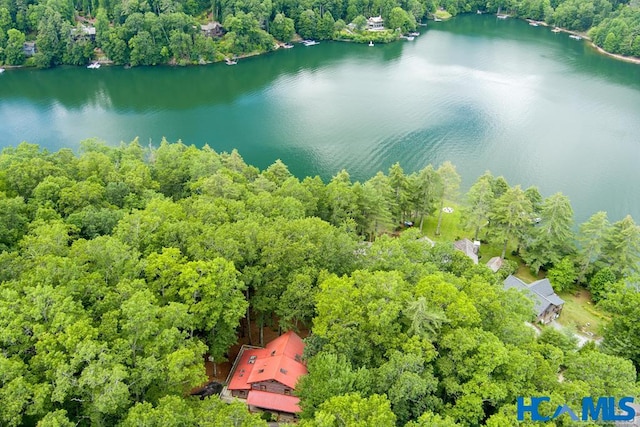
[420,202,468,243]
[434,9,453,20]
[556,288,610,338]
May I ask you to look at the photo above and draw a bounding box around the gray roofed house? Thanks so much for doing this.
[201,22,224,37]
[23,42,36,57]
[453,238,479,264]
[486,256,503,273]
[503,275,564,324]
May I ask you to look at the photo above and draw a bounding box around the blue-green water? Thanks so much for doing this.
[1,15,639,222]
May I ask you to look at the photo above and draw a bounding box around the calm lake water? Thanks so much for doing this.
[1,15,639,223]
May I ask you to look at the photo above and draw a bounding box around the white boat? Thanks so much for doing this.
[529,22,539,26]
[303,40,319,46]
[283,43,294,49]
[569,34,582,40]
[477,9,482,14]
[87,62,100,69]
[406,36,415,41]
[225,58,237,65]
[497,14,508,19]
[409,32,420,36]
[433,17,442,22]
[368,41,374,46]
[0,68,5,74]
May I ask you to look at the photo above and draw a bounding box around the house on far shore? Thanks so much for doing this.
[453,238,479,264]
[71,24,97,41]
[367,16,385,31]
[222,331,307,423]
[201,22,224,38]
[503,275,565,324]
[486,256,503,273]
[23,42,36,57]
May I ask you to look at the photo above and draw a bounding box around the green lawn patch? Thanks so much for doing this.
[434,10,453,20]
[556,288,610,338]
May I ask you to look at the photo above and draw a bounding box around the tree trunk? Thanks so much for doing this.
[419,214,425,231]
[246,289,253,345]
[259,314,264,347]
[501,238,508,259]
[435,201,444,235]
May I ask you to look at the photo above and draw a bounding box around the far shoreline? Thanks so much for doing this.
[2,14,639,71]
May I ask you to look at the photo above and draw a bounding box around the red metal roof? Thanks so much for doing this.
[247,390,301,413]
[227,347,267,390]
[227,331,307,391]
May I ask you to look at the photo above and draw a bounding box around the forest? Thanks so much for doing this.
[0,0,638,68]
[0,139,638,426]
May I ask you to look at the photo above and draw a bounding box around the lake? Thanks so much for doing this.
[1,14,639,223]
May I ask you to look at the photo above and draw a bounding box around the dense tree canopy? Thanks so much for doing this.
[0,140,638,426]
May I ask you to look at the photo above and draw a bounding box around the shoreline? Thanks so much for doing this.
[521,17,640,66]
[589,43,640,65]
[3,14,639,71]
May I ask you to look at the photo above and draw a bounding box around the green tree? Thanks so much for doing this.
[5,29,25,65]
[575,211,610,282]
[602,215,640,278]
[588,267,616,302]
[296,352,370,419]
[387,6,415,32]
[270,12,295,41]
[411,165,441,231]
[522,192,575,274]
[461,171,494,241]
[302,393,396,427]
[600,284,640,369]
[547,257,577,292]
[490,185,533,259]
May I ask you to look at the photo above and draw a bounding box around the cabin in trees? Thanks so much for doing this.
[71,25,96,41]
[453,238,479,264]
[23,42,36,57]
[367,16,385,31]
[201,22,224,38]
[503,275,565,324]
[224,331,307,421]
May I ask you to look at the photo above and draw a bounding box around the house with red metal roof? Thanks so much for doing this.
[224,331,307,418]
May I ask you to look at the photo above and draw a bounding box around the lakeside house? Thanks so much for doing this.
[222,331,307,422]
[23,42,36,57]
[71,24,96,41]
[367,16,385,31]
[201,22,224,38]
[503,275,564,324]
[453,238,479,264]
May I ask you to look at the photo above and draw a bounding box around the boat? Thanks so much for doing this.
[302,40,319,46]
[497,14,509,19]
[87,62,100,69]
[406,36,415,41]
[0,68,4,74]
[552,27,561,33]
[368,41,374,47]
[283,43,294,49]
[569,34,582,40]
[225,58,237,65]
[529,22,539,26]
[477,9,482,14]
[433,17,442,22]
[409,32,420,36]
